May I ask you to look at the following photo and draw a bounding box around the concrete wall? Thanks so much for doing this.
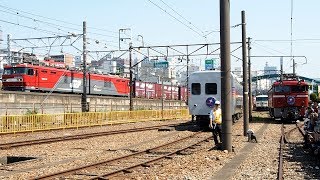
[0,91,187,115]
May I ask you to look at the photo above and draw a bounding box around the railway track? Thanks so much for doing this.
[0,122,190,149]
[34,131,210,179]
[278,123,320,180]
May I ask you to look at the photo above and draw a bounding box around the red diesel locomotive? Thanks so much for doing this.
[268,74,309,121]
[1,64,187,101]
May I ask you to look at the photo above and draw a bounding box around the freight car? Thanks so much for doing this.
[268,74,309,121]
[1,64,187,101]
[188,70,243,127]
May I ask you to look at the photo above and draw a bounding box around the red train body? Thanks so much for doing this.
[268,74,309,120]
[1,64,187,101]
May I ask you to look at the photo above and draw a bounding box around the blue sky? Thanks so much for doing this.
[0,0,319,78]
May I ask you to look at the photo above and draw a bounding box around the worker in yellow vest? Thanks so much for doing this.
[209,100,222,148]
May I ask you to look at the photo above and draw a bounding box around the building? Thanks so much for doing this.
[0,49,41,66]
[176,64,200,86]
[233,67,242,78]
[138,57,178,85]
[50,54,75,67]
[264,62,277,75]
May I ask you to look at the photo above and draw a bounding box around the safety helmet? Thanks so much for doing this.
[215,100,221,105]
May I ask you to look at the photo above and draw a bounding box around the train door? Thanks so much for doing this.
[26,67,38,90]
[33,68,39,89]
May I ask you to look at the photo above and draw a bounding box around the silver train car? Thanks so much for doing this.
[188,70,243,127]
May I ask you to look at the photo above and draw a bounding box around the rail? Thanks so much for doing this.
[277,124,284,180]
[0,109,190,134]
[34,132,209,179]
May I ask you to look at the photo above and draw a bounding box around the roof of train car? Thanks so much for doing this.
[272,80,308,86]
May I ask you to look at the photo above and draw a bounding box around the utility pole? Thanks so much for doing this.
[7,34,11,65]
[241,11,249,136]
[161,72,164,119]
[280,56,284,81]
[186,46,189,104]
[248,37,253,122]
[129,42,133,111]
[220,0,232,151]
[81,21,88,112]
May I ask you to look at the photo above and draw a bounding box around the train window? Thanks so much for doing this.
[64,76,68,83]
[191,83,201,95]
[3,68,13,75]
[12,67,27,74]
[41,70,48,73]
[274,86,290,93]
[50,71,57,74]
[205,83,217,95]
[104,81,111,87]
[27,68,34,75]
[291,85,308,92]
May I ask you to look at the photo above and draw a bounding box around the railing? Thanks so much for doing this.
[0,109,190,134]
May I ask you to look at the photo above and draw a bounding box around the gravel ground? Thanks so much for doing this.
[115,118,265,180]
[2,111,317,180]
[0,119,190,179]
[282,124,320,180]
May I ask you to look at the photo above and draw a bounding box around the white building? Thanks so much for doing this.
[264,62,277,75]
[138,57,177,85]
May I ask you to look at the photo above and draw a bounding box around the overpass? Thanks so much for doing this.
[251,74,320,84]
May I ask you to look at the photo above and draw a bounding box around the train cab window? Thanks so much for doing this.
[191,83,201,95]
[274,85,290,93]
[3,68,13,75]
[205,83,217,95]
[27,68,34,75]
[11,67,27,74]
[291,85,308,92]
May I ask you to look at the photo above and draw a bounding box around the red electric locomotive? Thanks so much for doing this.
[268,74,309,121]
[1,64,187,101]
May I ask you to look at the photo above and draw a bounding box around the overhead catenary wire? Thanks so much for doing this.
[0,8,119,39]
[0,19,61,35]
[0,4,118,34]
[158,0,205,35]
[147,0,205,38]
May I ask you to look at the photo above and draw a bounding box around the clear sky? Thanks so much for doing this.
[0,0,319,78]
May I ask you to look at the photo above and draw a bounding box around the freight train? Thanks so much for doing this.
[1,64,187,101]
[188,70,243,127]
[268,74,309,121]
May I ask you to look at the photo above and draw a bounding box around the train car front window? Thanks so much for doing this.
[12,67,28,74]
[191,83,201,95]
[3,68,13,75]
[274,85,290,93]
[291,85,308,92]
[256,96,268,101]
[205,83,217,95]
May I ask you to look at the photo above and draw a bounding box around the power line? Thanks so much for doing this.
[147,0,205,38]
[0,19,60,35]
[252,42,287,55]
[255,39,320,42]
[0,7,118,39]
[0,4,118,34]
[158,0,204,34]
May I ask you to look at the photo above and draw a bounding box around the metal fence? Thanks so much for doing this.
[0,109,190,134]
[0,102,186,116]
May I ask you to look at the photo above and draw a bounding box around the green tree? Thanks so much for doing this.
[310,93,318,102]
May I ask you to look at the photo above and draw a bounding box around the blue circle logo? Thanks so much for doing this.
[287,96,295,105]
[206,97,216,108]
